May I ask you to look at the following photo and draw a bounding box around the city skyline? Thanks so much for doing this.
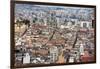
[15,4,94,22]
[14,3,96,67]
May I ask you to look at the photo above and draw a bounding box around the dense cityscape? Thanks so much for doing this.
[14,4,95,66]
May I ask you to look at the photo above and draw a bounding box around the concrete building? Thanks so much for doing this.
[50,46,58,63]
[23,53,31,64]
[80,21,92,29]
